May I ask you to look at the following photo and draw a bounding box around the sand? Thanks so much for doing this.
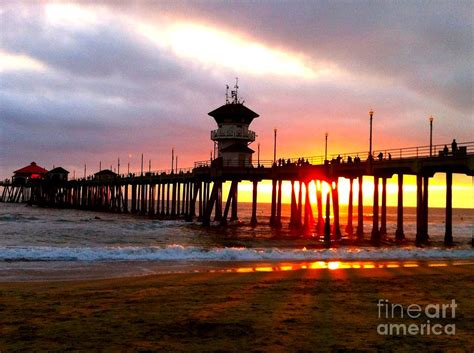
[1,263,473,352]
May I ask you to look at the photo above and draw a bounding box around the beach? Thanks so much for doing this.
[1,262,473,352]
[1,203,473,351]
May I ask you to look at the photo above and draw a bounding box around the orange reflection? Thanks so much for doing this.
[386,264,400,268]
[280,265,294,271]
[453,261,474,266]
[403,263,419,268]
[230,260,450,274]
[236,267,253,273]
[309,261,327,269]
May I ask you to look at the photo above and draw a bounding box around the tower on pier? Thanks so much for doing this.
[208,80,259,167]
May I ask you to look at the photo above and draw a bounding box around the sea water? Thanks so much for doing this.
[0,203,472,280]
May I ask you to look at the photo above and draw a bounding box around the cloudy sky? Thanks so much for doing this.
[1,1,473,200]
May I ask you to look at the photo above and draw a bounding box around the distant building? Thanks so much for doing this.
[208,81,258,167]
[13,162,48,185]
[94,169,117,181]
[45,167,69,183]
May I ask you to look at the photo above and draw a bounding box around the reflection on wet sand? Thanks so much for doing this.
[224,260,473,274]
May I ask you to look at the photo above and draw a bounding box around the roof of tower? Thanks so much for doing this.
[208,103,259,124]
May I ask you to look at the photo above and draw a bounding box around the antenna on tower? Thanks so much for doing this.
[234,77,239,103]
[225,84,230,104]
[230,77,241,104]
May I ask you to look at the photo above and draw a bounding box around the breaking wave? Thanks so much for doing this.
[1,245,472,262]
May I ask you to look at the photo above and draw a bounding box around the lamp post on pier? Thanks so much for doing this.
[325,132,328,161]
[369,109,374,159]
[171,148,174,173]
[273,128,277,164]
[429,116,434,157]
[257,143,260,166]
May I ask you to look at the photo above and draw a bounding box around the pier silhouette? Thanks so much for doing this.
[1,86,473,246]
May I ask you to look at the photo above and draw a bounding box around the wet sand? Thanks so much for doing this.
[1,263,473,352]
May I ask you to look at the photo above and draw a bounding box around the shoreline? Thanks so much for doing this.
[1,258,473,282]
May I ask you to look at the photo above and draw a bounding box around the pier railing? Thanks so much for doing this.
[326,141,474,162]
[62,141,474,181]
[279,141,474,165]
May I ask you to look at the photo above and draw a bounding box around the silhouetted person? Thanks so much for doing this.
[378,152,383,161]
[388,153,392,160]
[347,156,353,163]
[336,155,342,164]
[451,139,457,155]
[443,145,449,156]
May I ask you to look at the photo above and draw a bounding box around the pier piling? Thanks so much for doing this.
[395,174,405,241]
[371,176,380,243]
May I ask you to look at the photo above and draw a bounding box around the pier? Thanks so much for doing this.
[1,86,473,246]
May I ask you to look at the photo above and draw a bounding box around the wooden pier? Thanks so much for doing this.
[1,142,473,246]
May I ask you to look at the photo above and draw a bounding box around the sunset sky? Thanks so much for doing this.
[1,1,472,207]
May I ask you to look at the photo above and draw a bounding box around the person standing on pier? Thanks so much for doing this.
[451,139,458,155]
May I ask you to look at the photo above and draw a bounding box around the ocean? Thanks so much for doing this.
[0,203,472,280]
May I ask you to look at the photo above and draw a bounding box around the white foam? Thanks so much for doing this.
[0,245,472,262]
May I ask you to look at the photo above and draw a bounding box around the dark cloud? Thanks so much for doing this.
[114,0,473,113]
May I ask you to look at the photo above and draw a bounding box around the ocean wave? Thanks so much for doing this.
[0,245,473,262]
[0,215,41,222]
